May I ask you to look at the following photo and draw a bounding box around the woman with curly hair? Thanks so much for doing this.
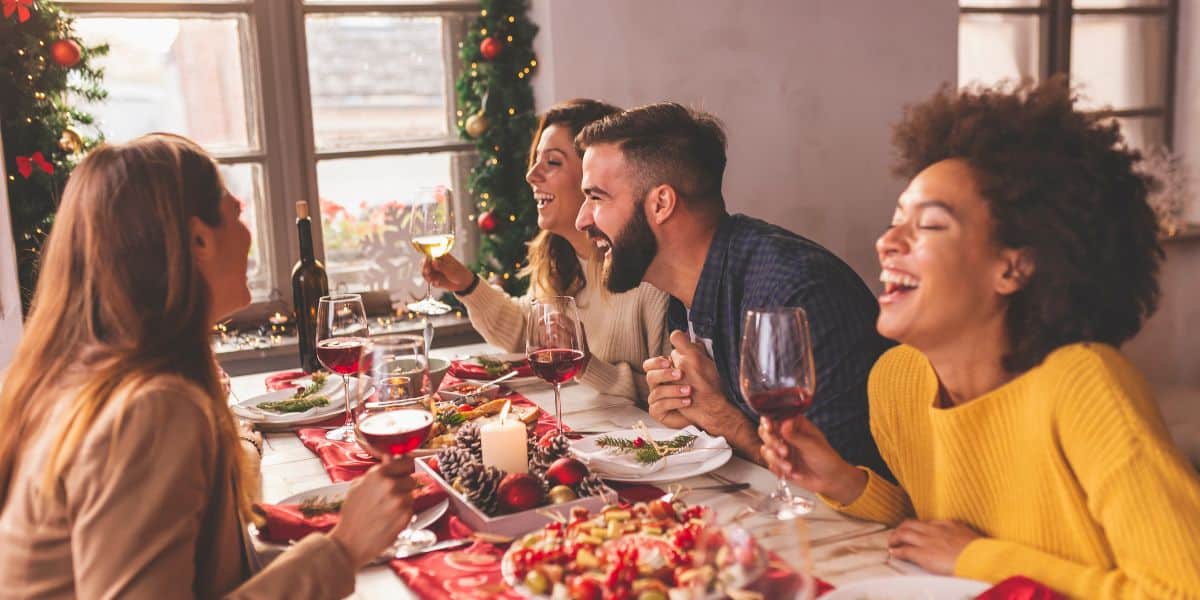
[760,77,1200,598]
[422,99,670,404]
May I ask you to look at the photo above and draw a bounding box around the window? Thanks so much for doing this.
[959,0,1178,150]
[65,0,476,308]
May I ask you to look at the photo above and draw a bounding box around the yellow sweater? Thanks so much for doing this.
[827,343,1200,599]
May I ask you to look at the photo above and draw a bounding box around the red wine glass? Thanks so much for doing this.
[526,296,585,435]
[740,307,816,519]
[317,294,369,442]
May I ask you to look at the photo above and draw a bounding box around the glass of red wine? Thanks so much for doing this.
[526,296,586,435]
[317,294,369,442]
[740,307,817,519]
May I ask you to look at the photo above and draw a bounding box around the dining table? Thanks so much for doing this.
[230,341,924,599]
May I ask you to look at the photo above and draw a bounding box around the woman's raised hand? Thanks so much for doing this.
[327,455,417,568]
[421,254,475,293]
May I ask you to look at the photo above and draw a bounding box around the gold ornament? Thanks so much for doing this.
[464,111,490,138]
[58,127,83,154]
[548,484,577,504]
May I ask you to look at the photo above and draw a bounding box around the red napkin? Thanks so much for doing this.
[254,472,447,544]
[975,576,1066,600]
[265,370,308,391]
[448,359,534,380]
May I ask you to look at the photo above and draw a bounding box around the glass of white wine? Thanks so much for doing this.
[407,185,455,315]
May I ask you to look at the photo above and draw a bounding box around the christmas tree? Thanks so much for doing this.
[455,0,539,296]
[1,0,107,312]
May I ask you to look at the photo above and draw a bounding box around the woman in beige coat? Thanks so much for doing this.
[0,134,415,598]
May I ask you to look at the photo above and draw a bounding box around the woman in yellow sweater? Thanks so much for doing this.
[760,78,1200,598]
[422,99,670,404]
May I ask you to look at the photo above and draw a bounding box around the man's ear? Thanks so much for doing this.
[995,247,1035,296]
[648,184,679,225]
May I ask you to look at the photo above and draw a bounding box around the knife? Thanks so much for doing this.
[391,537,471,560]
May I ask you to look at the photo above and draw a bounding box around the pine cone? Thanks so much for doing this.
[455,462,503,515]
[576,472,607,498]
[436,446,475,484]
[455,422,482,460]
[538,432,571,464]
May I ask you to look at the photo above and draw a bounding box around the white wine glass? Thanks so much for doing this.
[407,186,455,315]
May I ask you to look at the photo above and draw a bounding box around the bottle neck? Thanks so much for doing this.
[297,217,316,264]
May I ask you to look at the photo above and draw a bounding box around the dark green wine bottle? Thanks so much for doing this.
[291,201,328,373]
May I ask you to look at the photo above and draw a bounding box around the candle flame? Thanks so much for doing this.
[498,400,512,424]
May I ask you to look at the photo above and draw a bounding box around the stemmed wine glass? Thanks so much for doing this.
[740,307,817,519]
[356,334,437,551]
[526,297,586,435]
[316,294,369,442]
[407,186,455,316]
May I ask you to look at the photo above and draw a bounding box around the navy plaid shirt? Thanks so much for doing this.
[668,214,894,478]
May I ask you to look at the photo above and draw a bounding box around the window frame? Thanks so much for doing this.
[960,0,1179,147]
[59,0,478,318]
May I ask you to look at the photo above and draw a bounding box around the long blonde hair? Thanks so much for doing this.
[0,134,254,519]
[523,99,621,298]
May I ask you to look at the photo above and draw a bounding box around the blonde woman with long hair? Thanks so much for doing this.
[0,134,416,598]
[423,99,669,404]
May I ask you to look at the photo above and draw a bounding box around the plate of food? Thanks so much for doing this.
[232,372,356,430]
[501,501,766,599]
[821,575,990,600]
[451,353,543,387]
[415,397,542,456]
[569,425,732,484]
[250,481,450,554]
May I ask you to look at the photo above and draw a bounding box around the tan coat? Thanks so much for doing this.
[0,375,355,599]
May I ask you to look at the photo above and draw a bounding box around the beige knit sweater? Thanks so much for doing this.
[457,261,670,405]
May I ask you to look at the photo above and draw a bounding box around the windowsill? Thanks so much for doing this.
[1161,223,1200,243]
[216,314,482,376]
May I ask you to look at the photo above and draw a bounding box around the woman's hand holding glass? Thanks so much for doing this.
[420,254,475,293]
[758,415,868,506]
[328,456,417,568]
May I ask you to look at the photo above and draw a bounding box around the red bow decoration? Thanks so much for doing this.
[3,0,33,23]
[15,151,53,179]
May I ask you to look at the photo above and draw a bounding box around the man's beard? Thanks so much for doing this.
[598,206,657,293]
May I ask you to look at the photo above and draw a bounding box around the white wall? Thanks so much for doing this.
[529,0,959,282]
[1123,0,1200,386]
[0,128,24,370]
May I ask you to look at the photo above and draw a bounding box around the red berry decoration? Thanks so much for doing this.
[498,473,545,513]
[49,39,82,68]
[632,437,645,448]
[479,36,503,60]
[545,457,588,487]
[477,210,497,233]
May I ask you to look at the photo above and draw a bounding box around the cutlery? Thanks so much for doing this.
[391,537,471,560]
[464,370,519,399]
[689,482,751,494]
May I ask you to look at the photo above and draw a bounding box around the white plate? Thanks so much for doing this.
[251,481,450,552]
[822,575,989,600]
[233,376,367,430]
[456,353,545,388]
[569,428,733,484]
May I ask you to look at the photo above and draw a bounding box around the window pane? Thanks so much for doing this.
[316,152,468,300]
[220,163,272,300]
[70,16,258,154]
[306,14,448,150]
[1073,0,1166,7]
[960,0,1041,7]
[1071,15,1167,111]
[959,13,1041,86]
[1109,115,1165,152]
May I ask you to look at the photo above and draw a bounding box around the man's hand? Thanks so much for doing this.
[644,354,694,429]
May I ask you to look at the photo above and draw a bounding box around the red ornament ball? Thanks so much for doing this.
[50,39,82,68]
[498,473,545,513]
[545,457,589,488]
[480,36,503,60]
[477,210,497,233]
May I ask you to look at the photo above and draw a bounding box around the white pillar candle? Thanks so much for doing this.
[480,402,528,474]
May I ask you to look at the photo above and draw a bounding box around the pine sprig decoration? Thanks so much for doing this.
[595,434,699,465]
[455,0,539,296]
[1,0,108,313]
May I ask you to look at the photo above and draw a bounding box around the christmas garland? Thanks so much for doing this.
[455,0,539,297]
[1,0,107,313]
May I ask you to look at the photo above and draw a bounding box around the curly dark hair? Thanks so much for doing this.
[891,76,1164,372]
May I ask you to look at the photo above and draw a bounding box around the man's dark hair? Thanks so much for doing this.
[576,102,727,210]
[892,76,1163,372]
